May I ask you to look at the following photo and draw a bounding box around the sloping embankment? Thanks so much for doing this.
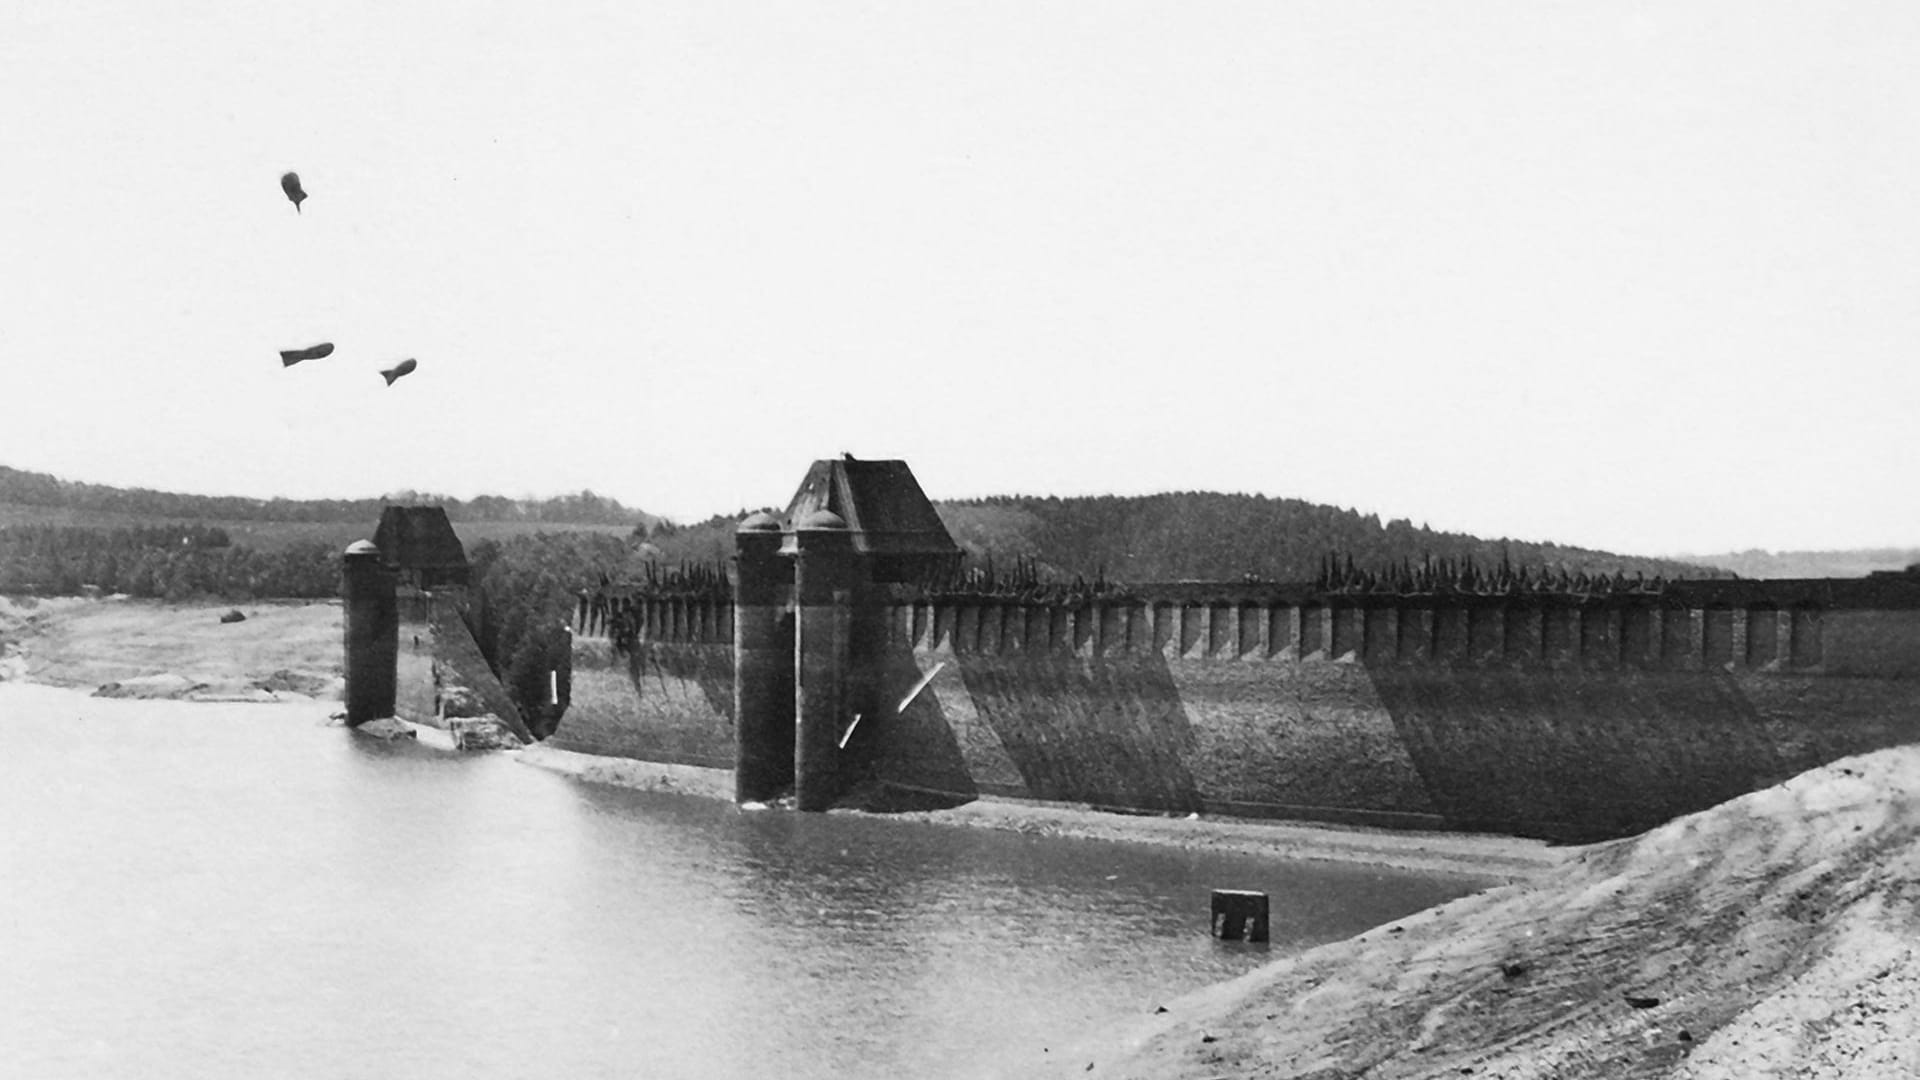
[1022,743,1920,1079]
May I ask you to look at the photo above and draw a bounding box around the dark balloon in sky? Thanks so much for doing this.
[281,171,307,212]
[279,342,334,367]
[379,358,418,385]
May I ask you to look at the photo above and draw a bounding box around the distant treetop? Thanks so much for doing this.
[0,465,656,527]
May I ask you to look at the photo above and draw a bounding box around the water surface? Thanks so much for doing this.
[0,686,1485,1078]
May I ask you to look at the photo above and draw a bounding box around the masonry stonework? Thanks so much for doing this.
[548,463,1920,842]
[559,584,1920,841]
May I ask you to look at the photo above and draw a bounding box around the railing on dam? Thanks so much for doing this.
[569,585,1901,673]
[576,593,733,647]
[876,597,1826,671]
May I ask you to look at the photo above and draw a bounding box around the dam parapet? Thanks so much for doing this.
[578,570,1920,676]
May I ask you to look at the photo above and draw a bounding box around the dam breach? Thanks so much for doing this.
[555,461,1920,841]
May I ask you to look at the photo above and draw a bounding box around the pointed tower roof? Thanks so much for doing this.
[371,506,469,571]
[777,459,958,570]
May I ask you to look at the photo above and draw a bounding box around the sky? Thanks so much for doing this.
[2,1,1915,557]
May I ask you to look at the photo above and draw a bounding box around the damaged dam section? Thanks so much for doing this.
[553,461,1920,845]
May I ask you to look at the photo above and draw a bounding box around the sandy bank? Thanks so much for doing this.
[0,595,343,702]
[0,679,340,727]
[516,744,1560,881]
[1014,745,1920,1080]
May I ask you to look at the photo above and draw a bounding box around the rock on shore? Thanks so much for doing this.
[1024,745,1920,1079]
[449,714,523,750]
[92,673,210,699]
[351,716,416,740]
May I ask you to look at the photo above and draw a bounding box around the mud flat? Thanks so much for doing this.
[515,745,1557,881]
[1015,744,1920,1080]
[0,595,343,702]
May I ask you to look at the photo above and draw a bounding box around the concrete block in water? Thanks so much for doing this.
[1211,889,1270,942]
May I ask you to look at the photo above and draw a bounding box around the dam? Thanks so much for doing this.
[551,459,1920,842]
[336,459,1920,843]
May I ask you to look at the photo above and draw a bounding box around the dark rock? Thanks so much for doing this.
[219,609,246,624]
[352,717,416,740]
[94,674,204,699]
[253,669,332,696]
[449,714,524,751]
[438,685,484,718]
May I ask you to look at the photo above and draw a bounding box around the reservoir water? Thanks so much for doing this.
[0,685,1487,1079]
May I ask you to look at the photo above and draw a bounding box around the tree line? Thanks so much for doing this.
[940,491,1718,583]
[0,524,338,599]
[462,532,643,730]
[624,492,1723,586]
[0,465,652,527]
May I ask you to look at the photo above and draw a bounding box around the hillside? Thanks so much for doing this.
[0,462,1727,586]
[937,493,1718,583]
[636,493,1723,585]
[0,463,653,600]
[0,505,637,554]
[0,464,657,531]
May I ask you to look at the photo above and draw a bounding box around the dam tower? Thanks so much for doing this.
[733,459,960,810]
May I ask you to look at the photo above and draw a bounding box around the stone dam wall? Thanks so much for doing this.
[554,584,1920,841]
[394,587,530,742]
[563,599,735,770]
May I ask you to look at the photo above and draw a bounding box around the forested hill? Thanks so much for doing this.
[0,464,655,528]
[640,492,1725,583]
[0,460,1728,586]
[941,493,1720,582]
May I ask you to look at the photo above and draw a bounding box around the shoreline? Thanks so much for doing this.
[0,605,1567,884]
[515,743,1566,881]
[0,595,344,702]
[0,678,340,724]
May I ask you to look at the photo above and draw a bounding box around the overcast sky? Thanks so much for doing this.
[2,1,1915,556]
